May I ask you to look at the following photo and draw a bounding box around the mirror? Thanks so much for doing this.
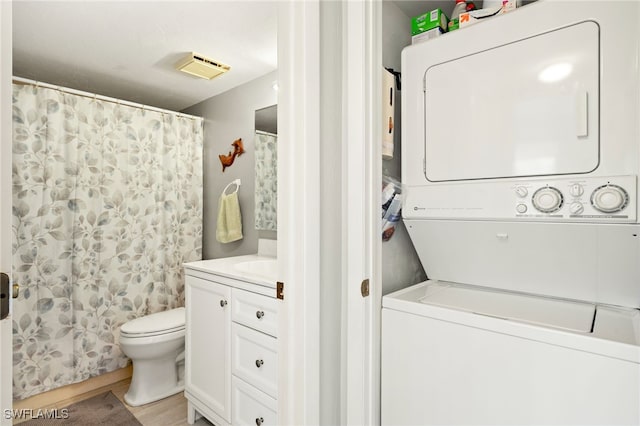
[254,105,278,231]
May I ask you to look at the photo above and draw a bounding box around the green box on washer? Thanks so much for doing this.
[411,9,449,35]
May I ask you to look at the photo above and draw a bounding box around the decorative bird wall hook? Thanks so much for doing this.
[219,138,245,172]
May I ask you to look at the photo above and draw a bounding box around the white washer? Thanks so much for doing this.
[382,281,640,425]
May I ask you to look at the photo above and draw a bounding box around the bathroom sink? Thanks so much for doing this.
[233,258,277,280]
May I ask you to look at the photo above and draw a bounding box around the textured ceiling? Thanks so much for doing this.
[13,1,278,112]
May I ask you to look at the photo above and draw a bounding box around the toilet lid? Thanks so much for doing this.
[121,307,185,336]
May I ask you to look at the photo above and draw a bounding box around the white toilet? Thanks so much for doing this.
[119,307,186,406]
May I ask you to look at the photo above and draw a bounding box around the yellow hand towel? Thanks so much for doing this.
[216,191,243,243]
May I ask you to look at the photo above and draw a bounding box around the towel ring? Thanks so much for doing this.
[223,179,241,195]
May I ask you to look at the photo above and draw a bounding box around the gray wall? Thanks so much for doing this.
[183,71,278,260]
[381,1,427,294]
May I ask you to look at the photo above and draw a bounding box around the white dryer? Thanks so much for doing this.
[382,1,640,424]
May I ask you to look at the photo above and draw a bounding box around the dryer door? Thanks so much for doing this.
[424,21,600,182]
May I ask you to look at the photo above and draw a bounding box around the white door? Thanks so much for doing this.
[0,1,13,425]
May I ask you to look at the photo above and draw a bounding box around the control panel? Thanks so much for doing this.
[403,175,637,223]
[512,176,634,220]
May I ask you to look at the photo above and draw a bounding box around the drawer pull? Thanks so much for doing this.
[255,359,264,368]
[256,310,265,319]
[220,299,228,307]
[255,417,264,426]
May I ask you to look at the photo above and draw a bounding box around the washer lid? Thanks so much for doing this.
[419,282,595,333]
[121,307,185,335]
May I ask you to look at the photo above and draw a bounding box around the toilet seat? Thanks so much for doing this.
[120,328,185,344]
[121,307,185,338]
[120,326,184,339]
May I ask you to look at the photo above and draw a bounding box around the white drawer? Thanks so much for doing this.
[232,323,278,398]
[232,288,278,337]
[232,376,277,426]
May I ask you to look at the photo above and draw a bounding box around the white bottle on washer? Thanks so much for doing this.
[451,0,468,20]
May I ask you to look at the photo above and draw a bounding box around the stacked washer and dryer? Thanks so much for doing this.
[382,1,640,424]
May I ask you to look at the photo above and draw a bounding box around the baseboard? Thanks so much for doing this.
[12,365,133,411]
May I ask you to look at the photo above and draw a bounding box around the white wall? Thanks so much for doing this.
[0,2,12,423]
[183,71,278,260]
[319,2,343,424]
[381,1,427,294]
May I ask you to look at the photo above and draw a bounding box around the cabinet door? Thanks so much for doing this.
[185,276,232,423]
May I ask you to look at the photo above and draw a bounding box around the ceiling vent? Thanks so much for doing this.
[176,52,230,80]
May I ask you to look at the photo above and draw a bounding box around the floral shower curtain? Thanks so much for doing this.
[11,83,203,399]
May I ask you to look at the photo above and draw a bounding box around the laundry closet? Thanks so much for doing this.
[379,1,640,424]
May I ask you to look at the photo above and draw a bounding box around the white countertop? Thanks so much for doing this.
[184,254,277,288]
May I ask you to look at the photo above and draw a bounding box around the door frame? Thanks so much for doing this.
[343,0,382,424]
[1,1,13,424]
[277,1,382,423]
[277,1,321,424]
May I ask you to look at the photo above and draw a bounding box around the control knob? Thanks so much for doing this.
[590,184,629,213]
[532,187,564,213]
[515,186,528,198]
[570,184,584,197]
[569,202,584,215]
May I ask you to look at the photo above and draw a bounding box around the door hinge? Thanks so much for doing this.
[1,272,9,320]
[276,281,284,300]
[361,279,370,298]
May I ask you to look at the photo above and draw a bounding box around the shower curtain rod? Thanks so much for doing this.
[255,130,277,137]
[12,76,201,120]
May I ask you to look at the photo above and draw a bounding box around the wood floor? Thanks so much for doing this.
[15,378,212,426]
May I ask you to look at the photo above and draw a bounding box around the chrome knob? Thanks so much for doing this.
[256,310,265,319]
[220,299,227,307]
[256,417,264,426]
[255,359,264,368]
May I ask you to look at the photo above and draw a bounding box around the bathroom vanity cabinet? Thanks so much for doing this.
[185,276,232,424]
[184,256,279,426]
